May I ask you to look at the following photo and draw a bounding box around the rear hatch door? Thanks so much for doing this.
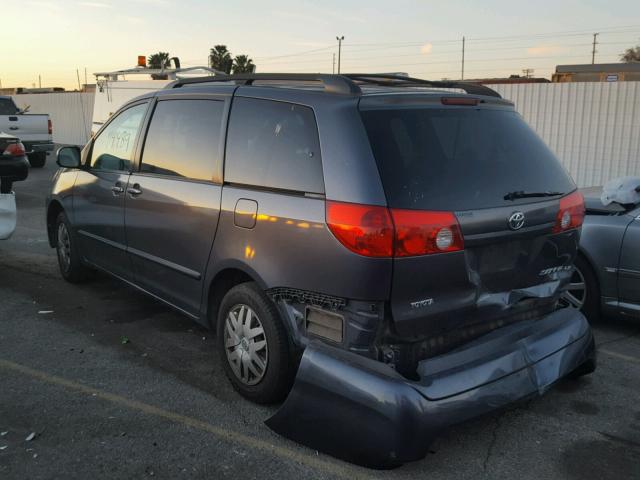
[359,96,579,340]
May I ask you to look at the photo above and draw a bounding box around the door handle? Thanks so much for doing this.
[9,126,18,130]
[128,184,143,197]
[111,184,124,195]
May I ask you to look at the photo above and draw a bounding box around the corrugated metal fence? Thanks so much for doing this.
[11,93,94,146]
[489,82,640,187]
[8,83,640,187]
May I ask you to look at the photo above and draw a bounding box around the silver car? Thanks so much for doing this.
[565,186,640,321]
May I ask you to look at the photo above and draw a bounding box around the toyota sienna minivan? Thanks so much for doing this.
[48,73,595,467]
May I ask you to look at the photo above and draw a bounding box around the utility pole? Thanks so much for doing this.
[336,36,344,74]
[591,33,599,64]
[332,53,336,74]
[461,36,465,80]
[522,68,534,78]
[38,75,41,88]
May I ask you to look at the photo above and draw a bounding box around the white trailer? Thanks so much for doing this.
[92,63,223,135]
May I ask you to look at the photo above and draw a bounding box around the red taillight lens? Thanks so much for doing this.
[326,201,394,257]
[391,209,464,256]
[326,201,464,257]
[553,191,585,233]
[3,142,26,157]
[48,119,53,135]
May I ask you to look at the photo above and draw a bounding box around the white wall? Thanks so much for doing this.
[488,82,640,187]
[9,83,640,187]
[11,92,94,146]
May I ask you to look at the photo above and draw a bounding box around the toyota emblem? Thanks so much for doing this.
[508,211,525,230]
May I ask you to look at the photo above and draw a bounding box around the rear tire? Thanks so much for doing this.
[216,282,294,404]
[55,211,90,283]
[28,152,46,168]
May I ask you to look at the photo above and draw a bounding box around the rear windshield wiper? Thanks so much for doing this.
[504,190,563,201]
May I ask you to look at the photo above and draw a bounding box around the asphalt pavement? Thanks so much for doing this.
[1,156,639,479]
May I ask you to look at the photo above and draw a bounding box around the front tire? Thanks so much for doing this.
[28,152,47,168]
[55,211,90,283]
[216,282,294,404]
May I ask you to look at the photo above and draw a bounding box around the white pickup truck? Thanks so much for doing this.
[0,96,53,168]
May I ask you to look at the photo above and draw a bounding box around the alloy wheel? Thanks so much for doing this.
[57,222,72,272]
[561,267,587,309]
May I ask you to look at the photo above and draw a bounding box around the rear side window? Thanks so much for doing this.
[141,99,224,182]
[360,107,575,211]
[0,98,18,115]
[225,97,324,193]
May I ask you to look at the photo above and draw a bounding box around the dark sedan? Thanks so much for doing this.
[564,185,640,321]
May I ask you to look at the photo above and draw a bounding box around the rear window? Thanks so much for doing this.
[360,107,575,211]
[0,98,18,115]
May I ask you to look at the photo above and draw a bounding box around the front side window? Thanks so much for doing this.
[140,99,224,182]
[90,103,147,171]
[225,97,324,193]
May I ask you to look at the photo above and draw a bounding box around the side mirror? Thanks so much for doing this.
[56,146,82,169]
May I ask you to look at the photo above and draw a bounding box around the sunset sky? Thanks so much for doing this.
[1,0,639,89]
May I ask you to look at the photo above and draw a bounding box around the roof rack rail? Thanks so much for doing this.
[167,73,361,95]
[166,73,501,98]
[343,73,502,98]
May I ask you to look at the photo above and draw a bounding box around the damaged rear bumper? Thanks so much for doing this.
[266,307,595,468]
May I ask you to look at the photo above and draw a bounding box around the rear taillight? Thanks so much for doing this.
[391,209,464,256]
[553,191,585,233]
[326,201,464,257]
[3,142,26,157]
[326,201,394,257]
[48,119,53,135]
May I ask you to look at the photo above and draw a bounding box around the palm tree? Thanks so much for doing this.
[147,52,171,69]
[620,45,640,62]
[232,55,255,74]
[209,45,233,74]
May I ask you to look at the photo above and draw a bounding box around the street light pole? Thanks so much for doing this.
[461,36,465,80]
[336,35,344,74]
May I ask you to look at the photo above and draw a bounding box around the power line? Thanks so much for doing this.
[253,45,334,60]
[253,25,639,62]
[256,41,632,66]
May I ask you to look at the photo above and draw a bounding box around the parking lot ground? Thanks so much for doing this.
[1,160,640,479]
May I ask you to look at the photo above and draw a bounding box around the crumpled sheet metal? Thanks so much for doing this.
[266,308,595,468]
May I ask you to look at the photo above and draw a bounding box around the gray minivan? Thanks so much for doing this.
[48,74,595,467]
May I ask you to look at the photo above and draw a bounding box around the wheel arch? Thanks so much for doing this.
[204,261,269,329]
[577,247,602,295]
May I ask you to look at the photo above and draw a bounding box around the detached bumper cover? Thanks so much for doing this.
[266,308,595,467]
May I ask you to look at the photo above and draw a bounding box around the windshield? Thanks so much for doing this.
[0,98,18,115]
[360,107,576,211]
